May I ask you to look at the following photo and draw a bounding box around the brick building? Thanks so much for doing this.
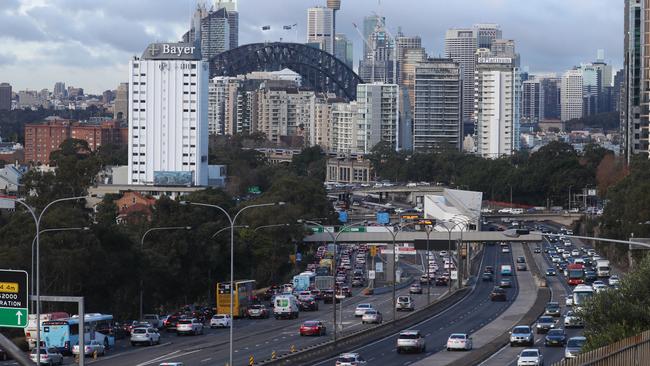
[24,118,128,164]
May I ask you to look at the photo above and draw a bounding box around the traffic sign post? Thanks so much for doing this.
[0,270,28,328]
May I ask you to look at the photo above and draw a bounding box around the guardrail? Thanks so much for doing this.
[258,287,470,365]
[552,330,650,366]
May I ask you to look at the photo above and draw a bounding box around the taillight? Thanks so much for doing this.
[65,341,70,350]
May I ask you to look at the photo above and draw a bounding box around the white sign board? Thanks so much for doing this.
[450,270,458,280]
[375,262,383,273]
[368,270,376,280]
[380,247,417,255]
[0,195,16,209]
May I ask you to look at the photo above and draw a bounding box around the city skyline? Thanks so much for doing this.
[0,0,621,93]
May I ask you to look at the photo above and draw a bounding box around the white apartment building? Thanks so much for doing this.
[355,83,400,153]
[307,7,334,54]
[474,56,522,158]
[561,69,584,121]
[128,42,209,186]
[331,102,357,154]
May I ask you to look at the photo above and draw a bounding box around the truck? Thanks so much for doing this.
[273,295,299,319]
[314,276,335,291]
[566,263,585,286]
[596,260,611,278]
[292,272,316,292]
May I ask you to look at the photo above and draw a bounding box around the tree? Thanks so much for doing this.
[291,145,326,181]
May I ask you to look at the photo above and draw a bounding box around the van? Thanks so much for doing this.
[500,265,513,276]
[273,295,299,319]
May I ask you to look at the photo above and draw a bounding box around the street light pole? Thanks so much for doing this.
[12,195,87,360]
[139,226,192,320]
[253,223,291,232]
[212,225,248,238]
[182,201,284,366]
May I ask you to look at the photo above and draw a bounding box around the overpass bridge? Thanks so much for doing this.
[484,213,582,226]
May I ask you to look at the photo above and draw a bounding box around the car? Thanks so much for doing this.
[435,276,449,286]
[584,270,597,284]
[396,296,414,311]
[341,286,353,297]
[361,309,383,324]
[564,311,583,328]
[298,296,319,311]
[535,316,556,333]
[299,320,326,336]
[30,348,64,365]
[544,328,567,347]
[516,263,527,271]
[609,275,620,286]
[322,290,340,304]
[534,247,541,253]
[176,318,204,336]
[131,327,161,346]
[420,274,431,284]
[484,266,495,274]
[335,352,367,366]
[143,314,162,329]
[501,245,511,253]
[351,277,365,287]
[517,348,543,366]
[396,330,426,353]
[516,256,526,263]
[571,249,581,257]
[564,336,586,359]
[247,304,270,319]
[546,268,557,276]
[499,278,513,288]
[310,289,322,300]
[72,340,106,356]
[210,314,231,328]
[482,272,494,281]
[490,286,507,301]
[355,303,374,317]
[446,333,473,351]
[163,315,180,331]
[593,280,607,293]
[544,302,561,317]
[409,283,423,294]
[509,325,534,346]
[439,250,448,257]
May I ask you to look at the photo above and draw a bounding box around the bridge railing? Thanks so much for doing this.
[552,330,650,366]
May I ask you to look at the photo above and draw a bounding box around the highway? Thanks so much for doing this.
[313,243,516,365]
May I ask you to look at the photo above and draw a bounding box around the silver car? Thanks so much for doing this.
[361,309,382,324]
[131,327,161,346]
[396,330,426,353]
[30,348,63,365]
[564,336,586,358]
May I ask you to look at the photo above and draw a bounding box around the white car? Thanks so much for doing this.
[210,314,231,328]
[517,348,543,366]
[396,330,426,353]
[564,311,584,328]
[130,327,161,346]
[396,296,414,311]
[72,340,105,356]
[446,333,473,351]
[335,352,367,366]
[355,303,374,317]
[592,281,607,293]
[176,318,204,336]
[608,275,620,286]
[30,348,64,365]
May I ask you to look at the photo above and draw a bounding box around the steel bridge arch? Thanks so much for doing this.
[209,42,364,100]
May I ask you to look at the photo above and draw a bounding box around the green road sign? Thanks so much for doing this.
[0,269,28,328]
[247,186,262,194]
[341,227,366,233]
[0,307,27,328]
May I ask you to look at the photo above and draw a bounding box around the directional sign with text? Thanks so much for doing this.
[0,270,28,328]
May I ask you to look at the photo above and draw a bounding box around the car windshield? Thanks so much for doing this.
[398,297,410,302]
[547,303,559,309]
[337,356,355,362]
[358,304,371,308]
[539,317,553,323]
[133,328,146,334]
[449,334,466,339]
[513,327,530,333]
[521,350,539,357]
[567,338,586,347]
[178,320,191,324]
[364,310,377,315]
[399,333,420,339]
[250,305,262,309]
[213,315,225,319]
[548,329,564,336]
[303,321,319,326]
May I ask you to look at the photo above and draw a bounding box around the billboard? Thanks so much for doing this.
[153,171,193,186]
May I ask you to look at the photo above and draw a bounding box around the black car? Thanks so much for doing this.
[298,296,319,311]
[322,290,340,304]
[584,270,597,284]
[481,272,493,281]
[490,287,507,301]
[546,268,557,276]
[544,329,567,347]
[435,277,449,286]
[484,266,494,274]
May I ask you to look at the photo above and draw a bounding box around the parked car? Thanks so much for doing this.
[299,321,326,336]
[396,296,414,311]
[335,352,367,366]
[72,340,105,356]
[130,327,161,346]
[490,287,507,301]
[544,328,567,347]
[246,304,270,319]
[361,309,383,324]
[516,348,543,366]
[210,314,231,328]
[446,333,473,351]
[396,330,426,353]
[30,348,64,365]
[509,325,534,347]
[176,318,204,336]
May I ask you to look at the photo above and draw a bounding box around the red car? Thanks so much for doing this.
[299,321,327,336]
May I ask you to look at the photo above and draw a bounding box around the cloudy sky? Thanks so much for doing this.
[0,0,622,94]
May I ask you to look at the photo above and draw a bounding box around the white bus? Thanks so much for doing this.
[571,284,595,309]
[25,312,69,350]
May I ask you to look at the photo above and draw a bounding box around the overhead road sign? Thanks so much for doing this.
[0,270,28,328]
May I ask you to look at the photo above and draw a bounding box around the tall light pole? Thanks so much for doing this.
[181,201,285,366]
[139,226,192,320]
[254,223,291,232]
[212,225,248,238]
[298,219,367,341]
[568,185,573,211]
[10,195,87,360]
[31,227,89,312]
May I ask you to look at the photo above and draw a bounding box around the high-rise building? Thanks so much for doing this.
[395,32,423,83]
[359,18,395,83]
[331,102,357,153]
[256,83,314,145]
[400,48,427,114]
[490,39,519,66]
[613,69,625,113]
[53,82,66,98]
[307,7,335,54]
[208,77,232,135]
[578,63,601,117]
[185,4,231,60]
[522,79,544,123]
[216,0,239,49]
[445,28,478,122]
[474,56,522,158]
[0,83,11,110]
[327,0,341,55]
[335,34,354,68]
[362,15,384,59]
[113,83,128,121]
[412,59,462,152]
[622,0,647,158]
[475,23,502,49]
[355,83,400,153]
[128,42,209,186]
[561,69,584,121]
[540,77,561,120]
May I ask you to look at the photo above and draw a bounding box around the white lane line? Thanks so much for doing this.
[200,357,212,363]
[137,349,201,366]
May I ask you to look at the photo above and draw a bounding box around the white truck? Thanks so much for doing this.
[596,260,611,278]
[273,295,299,319]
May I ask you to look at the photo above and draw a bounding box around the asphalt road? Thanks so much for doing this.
[313,243,517,366]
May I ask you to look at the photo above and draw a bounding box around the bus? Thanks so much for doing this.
[41,313,115,355]
[292,272,316,292]
[566,263,585,286]
[216,280,256,318]
[571,284,595,310]
[25,312,69,350]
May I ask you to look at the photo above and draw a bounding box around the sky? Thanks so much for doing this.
[0,0,623,94]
